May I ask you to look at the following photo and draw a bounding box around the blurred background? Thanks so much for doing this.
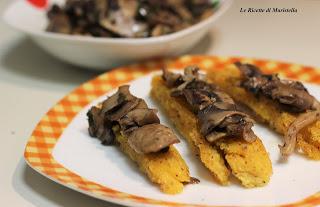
[1,0,320,207]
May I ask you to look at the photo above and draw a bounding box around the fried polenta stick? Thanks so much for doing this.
[114,127,190,194]
[208,64,320,160]
[151,76,272,187]
[87,86,190,194]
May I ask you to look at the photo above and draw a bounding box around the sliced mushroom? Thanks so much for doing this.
[182,89,215,111]
[87,106,115,145]
[198,110,249,137]
[171,66,201,96]
[47,0,218,38]
[280,110,320,158]
[235,61,262,78]
[222,117,257,143]
[127,124,180,154]
[101,85,135,114]
[236,62,318,113]
[87,106,102,137]
[163,66,257,143]
[162,68,182,87]
[106,98,140,121]
[183,65,201,81]
[236,62,320,157]
[134,98,148,109]
[270,83,315,112]
[212,90,236,110]
[88,84,180,154]
[119,108,160,133]
[101,85,141,122]
[242,125,258,143]
[100,10,148,37]
[126,108,159,126]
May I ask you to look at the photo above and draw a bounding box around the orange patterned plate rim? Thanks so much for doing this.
[24,55,320,207]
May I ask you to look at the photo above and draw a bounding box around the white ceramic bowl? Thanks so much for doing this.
[3,0,232,70]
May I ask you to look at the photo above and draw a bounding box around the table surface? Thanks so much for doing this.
[1,0,320,206]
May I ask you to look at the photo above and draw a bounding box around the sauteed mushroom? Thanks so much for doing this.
[47,0,219,38]
[236,62,317,113]
[235,62,320,157]
[163,67,257,143]
[87,85,180,154]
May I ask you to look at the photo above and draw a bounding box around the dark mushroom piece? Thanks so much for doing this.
[162,67,257,143]
[127,124,180,154]
[87,85,181,154]
[87,106,115,145]
[100,12,148,37]
[119,108,160,133]
[46,0,219,38]
[98,0,149,37]
[235,62,320,158]
[236,62,317,113]
[162,68,183,87]
[280,110,320,158]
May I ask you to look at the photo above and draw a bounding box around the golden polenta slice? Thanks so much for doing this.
[113,127,190,194]
[151,76,272,187]
[208,64,320,160]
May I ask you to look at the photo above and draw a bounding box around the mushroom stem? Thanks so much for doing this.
[280,110,320,158]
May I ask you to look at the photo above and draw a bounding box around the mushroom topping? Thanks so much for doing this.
[87,85,180,154]
[162,68,183,87]
[100,9,148,38]
[119,108,160,133]
[235,62,320,158]
[235,62,318,113]
[101,85,141,121]
[162,67,257,143]
[87,106,115,145]
[106,98,140,121]
[101,85,134,113]
[46,0,219,38]
[127,124,179,154]
[280,110,320,158]
[170,66,205,96]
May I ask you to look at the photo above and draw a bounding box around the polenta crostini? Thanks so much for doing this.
[87,85,190,194]
[151,66,272,187]
[208,62,320,160]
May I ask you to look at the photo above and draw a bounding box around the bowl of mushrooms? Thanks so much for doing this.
[3,0,232,70]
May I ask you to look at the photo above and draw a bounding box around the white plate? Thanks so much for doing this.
[3,0,232,70]
[24,56,320,207]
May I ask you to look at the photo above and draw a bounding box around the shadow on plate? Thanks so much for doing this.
[12,158,123,207]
